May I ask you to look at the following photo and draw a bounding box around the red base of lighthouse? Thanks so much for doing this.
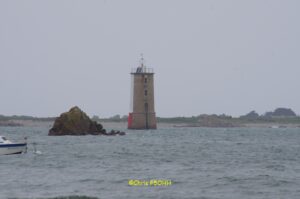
[127,113,133,129]
[127,112,157,129]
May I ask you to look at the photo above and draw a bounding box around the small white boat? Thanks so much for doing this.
[0,136,27,155]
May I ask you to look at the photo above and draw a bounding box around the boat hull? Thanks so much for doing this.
[0,143,27,155]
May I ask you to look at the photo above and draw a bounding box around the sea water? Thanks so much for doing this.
[0,125,300,199]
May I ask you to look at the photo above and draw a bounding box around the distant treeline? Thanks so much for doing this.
[0,115,56,122]
[1,108,299,125]
[92,108,300,125]
[158,115,300,124]
[156,116,200,123]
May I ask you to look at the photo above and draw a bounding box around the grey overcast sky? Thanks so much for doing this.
[0,0,299,117]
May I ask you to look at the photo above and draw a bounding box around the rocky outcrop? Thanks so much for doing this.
[48,106,125,136]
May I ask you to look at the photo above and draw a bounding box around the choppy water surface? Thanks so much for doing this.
[0,125,300,199]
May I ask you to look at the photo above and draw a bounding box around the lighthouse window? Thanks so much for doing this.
[144,90,148,96]
[144,78,148,83]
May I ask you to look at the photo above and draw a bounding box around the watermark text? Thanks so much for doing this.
[128,179,172,187]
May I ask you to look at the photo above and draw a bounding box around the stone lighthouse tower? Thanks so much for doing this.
[128,55,157,129]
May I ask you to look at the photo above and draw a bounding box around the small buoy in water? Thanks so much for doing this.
[34,150,42,155]
[32,142,42,155]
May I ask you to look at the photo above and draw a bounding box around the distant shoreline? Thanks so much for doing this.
[1,108,300,128]
[1,120,299,129]
[172,123,300,128]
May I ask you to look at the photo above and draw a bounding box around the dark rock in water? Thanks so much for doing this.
[118,131,126,136]
[102,129,126,136]
[48,106,125,136]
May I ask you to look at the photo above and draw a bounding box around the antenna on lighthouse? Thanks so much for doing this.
[140,53,145,68]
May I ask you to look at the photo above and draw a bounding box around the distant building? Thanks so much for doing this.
[128,55,157,129]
